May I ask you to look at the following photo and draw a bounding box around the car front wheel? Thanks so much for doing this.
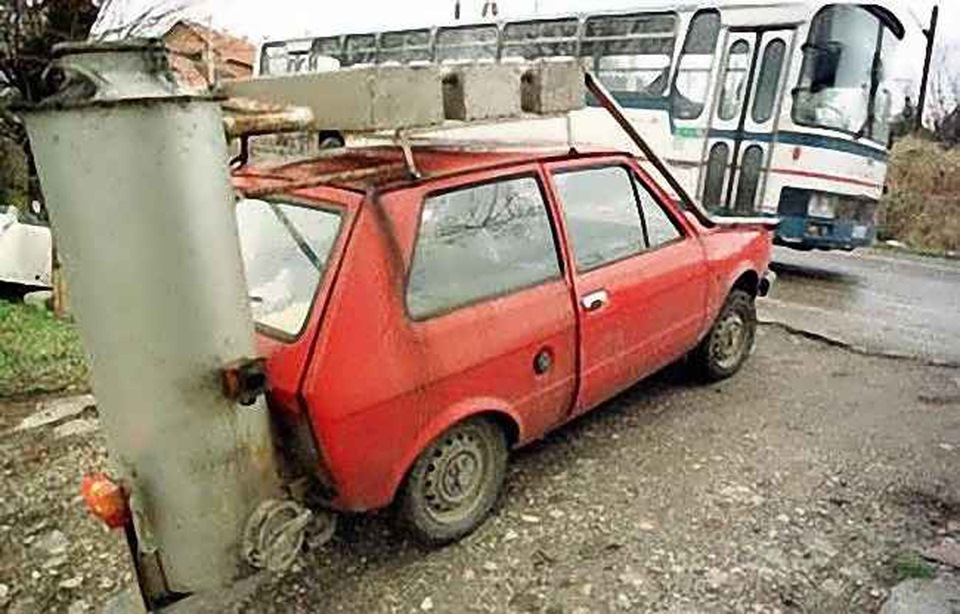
[691,289,757,381]
[396,417,507,546]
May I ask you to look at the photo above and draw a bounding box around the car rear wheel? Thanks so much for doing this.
[691,289,757,382]
[397,417,507,546]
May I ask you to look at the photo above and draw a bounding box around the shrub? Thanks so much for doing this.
[881,137,960,253]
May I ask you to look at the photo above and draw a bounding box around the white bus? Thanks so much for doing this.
[254,1,907,251]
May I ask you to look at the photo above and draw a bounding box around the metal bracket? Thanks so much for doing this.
[230,135,250,169]
[395,129,422,180]
[221,357,268,406]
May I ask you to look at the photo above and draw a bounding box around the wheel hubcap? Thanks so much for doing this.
[711,312,748,371]
[440,451,479,502]
[423,431,488,521]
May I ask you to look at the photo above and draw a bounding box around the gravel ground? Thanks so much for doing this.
[1,325,959,613]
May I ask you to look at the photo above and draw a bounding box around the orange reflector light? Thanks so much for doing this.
[81,473,130,529]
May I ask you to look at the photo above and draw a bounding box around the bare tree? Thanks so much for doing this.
[1,0,100,183]
[927,42,960,144]
[1,1,100,127]
[89,0,205,40]
[1,1,99,312]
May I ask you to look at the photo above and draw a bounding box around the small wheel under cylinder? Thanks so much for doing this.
[242,500,312,573]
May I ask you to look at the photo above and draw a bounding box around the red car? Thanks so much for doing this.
[233,145,774,545]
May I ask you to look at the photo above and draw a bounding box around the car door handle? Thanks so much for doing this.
[581,290,609,312]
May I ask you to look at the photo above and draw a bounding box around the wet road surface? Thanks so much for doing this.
[761,247,960,364]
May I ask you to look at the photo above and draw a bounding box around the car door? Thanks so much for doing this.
[545,158,710,416]
[395,169,580,440]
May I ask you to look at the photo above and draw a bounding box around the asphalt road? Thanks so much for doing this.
[761,247,960,365]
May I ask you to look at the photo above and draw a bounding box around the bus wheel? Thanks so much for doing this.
[397,417,507,546]
[317,131,345,149]
[692,289,757,382]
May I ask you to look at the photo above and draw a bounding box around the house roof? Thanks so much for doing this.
[163,20,254,87]
[165,20,254,68]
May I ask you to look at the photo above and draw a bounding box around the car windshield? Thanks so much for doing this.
[792,5,900,141]
[235,198,343,337]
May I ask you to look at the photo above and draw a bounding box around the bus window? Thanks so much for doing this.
[259,42,288,76]
[581,13,677,98]
[502,18,579,60]
[309,37,344,71]
[734,145,764,213]
[718,40,751,121]
[379,29,433,64]
[673,10,721,120]
[344,34,377,66]
[703,142,729,210]
[751,38,786,124]
[436,25,499,62]
[793,5,899,140]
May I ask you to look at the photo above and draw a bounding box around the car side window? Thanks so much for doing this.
[634,177,684,248]
[552,166,646,271]
[407,175,562,319]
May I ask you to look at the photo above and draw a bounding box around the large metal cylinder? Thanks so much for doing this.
[21,41,280,594]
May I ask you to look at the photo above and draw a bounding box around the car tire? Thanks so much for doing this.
[396,417,507,546]
[691,289,757,382]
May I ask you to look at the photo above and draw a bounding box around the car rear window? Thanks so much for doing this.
[407,176,562,320]
[236,199,343,337]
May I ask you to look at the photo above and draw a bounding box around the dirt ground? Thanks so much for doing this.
[1,325,959,614]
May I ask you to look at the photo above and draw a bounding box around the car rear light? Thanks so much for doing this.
[81,473,130,529]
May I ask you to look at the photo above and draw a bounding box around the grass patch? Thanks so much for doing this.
[0,300,88,398]
[881,137,960,254]
[893,552,937,581]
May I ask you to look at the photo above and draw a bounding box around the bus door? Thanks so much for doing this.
[700,29,795,215]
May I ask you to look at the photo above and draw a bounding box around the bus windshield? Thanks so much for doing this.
[792,5,900,143]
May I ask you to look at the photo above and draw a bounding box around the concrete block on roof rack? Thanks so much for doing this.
[371,64,446,129]
[442,61,525,122]
[223,64,445,132]
[521,58,587,115]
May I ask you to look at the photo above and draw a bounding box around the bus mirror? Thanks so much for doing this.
[809,42,842,94]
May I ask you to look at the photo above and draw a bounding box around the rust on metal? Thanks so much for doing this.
[222,97,315,138]
[242,163,409,198]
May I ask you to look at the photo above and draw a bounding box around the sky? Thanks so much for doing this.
[92,0,959,101]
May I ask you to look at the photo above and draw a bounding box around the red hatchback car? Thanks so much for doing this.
[233,145,773,544]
